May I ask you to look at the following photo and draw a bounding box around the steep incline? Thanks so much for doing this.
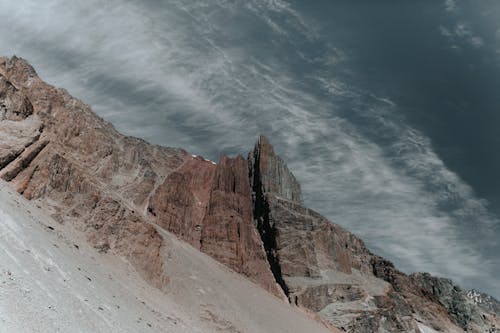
[0,56,331,333]
[0,56,283,297]
[248,135,499,332]
[0,56,187,289]
[0,180,333,333]
[0,56,498,333]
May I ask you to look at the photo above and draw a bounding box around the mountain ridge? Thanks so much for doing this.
[0,55,498,332]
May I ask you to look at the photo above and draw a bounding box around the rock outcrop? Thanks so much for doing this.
[0,55,283,298]
[148,156,216,248]
[0,73,33,121]
[200,155,284,297]
[248,135,499,332]
[411,273,500,332]
[0,56,498,333]
[467,289,500,316]
[0,56,186,289]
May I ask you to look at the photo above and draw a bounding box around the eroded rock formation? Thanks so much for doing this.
[247,136,499,332]
[0,56,498,332]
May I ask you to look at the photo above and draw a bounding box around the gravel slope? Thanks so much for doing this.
[0,180,332,333]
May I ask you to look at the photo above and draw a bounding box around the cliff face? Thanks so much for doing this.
[248,136,458,332]
[0,56,188,289]
[0,56,498,333]
[0,55,283,298]
[411,273,500,332]
[248,137,499,332]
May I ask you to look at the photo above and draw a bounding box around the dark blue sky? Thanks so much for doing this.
[299,0,500,212]
[0,0,498,297]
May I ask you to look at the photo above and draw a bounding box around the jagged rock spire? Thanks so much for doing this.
[248,135,302,203]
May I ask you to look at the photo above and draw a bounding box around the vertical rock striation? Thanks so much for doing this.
[200,155,284,298]
[0,56,187,289]
[248,135,499,332]
[249,135,302,203]
[0,56,498,333]
[146,152,284,297]
[148,156,217,248]
[0,73,33,121]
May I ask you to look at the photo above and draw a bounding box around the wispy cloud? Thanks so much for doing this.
[440,23,484,49]
[455,23,484,48]
[0,0,498,297]
[445,0,457,13]
[441,0,485,49]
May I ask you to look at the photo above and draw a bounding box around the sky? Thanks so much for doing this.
[0,0,498,298]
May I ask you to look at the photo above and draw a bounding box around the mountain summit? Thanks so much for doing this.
[0,56,498,332]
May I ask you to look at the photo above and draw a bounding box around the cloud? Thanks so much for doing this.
[0,0,498,297]
[290,87,497,284]
[441,0,486,50]
[445,0,457,13]
[439,26,453,38]
[455,23,484,47]
[439,23,484,49]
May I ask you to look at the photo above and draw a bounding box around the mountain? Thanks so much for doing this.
[0,174,334,333]
[0,55,498,332]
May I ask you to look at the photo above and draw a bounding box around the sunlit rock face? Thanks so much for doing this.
[0,55,284,298]
[247,133,500,332]
[1,0,499,302]
[0,56,499,332]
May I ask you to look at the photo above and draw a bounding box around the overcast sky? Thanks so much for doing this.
[0,0,499,298]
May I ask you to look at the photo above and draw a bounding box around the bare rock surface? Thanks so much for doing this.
[0,180,333,333]
[148,156,216,248]
[467,289,500,316]
[411,273,500,332]
[0,56,188,290]
[0,73,33,121]
[0,55,498,333]
[248,135,303,203]
[248,135,499,332]
[200,155,284,298]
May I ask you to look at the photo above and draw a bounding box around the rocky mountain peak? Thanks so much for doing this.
[249,135,303,203]
[467,289,500,316]
[0,56,499,332]
[0,56,38,85]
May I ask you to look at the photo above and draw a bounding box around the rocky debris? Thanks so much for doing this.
[0,56,185,290]
[1,56,498,333]
[0,73,33,121]
[467,289,500,315]
[412,273,500,332]
[0,55,283,297]
[248,135,470,332]
[1,183,333,333]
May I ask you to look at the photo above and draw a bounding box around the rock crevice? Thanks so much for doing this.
[1,56,498,333]
[249,137,291,299]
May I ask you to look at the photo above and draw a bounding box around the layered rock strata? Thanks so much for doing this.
[0,56,498,332]
[0,55,283,298]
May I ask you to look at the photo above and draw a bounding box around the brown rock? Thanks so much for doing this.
[148,156,216,248]
[248,135,466,332]
[1,56,497,333]
[200,155,284,298]
[249,135,302,203]
[0,56,185,290]
[0,73,33,121]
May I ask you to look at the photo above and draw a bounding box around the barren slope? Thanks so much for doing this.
[0,55,498,333]
[0,180,333,333]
